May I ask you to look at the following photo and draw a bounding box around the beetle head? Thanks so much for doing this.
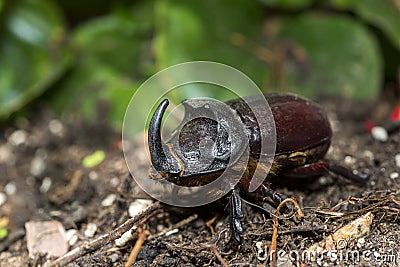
[148,98,247,181]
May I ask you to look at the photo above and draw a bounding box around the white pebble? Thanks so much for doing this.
[4,182,17,195]
[84,223,97,238]
[395,154,400,168]
[109,253,119,263]
[0,192,7,206]
[0,145,14,164]
[66,229,79,246]
[48,119,64,137]
[101,194,116,207]
[88,171,98,181]
[110,177,120,187]
[165,228,179,237]
[371,126,388,142]
[344,155,355,165]
[390,172,399,179]
[128,199,153,218]
[362,150,374,162]
[30,156,46,176]
[115,227,137,246]
[8,130,27,146]
[40,177,52,193]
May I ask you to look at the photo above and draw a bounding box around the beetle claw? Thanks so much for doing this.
[230,189,244,243]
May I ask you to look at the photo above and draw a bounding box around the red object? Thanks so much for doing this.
[363,120,388,142]
[363,120,376,132]
[389,105,400,121]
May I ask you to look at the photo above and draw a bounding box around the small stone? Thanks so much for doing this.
[48,120,64,137]
[30,157,46,177]
[395,154,400,168]
[0,192,7,206]
[165,229,179,237]
[362,150,374,162]
[390,172,399,179]
[66,229,78,246]
[128,199,153,218]
[157,224,164,232]
[344,155,355,165]
[371,126,388,142]
[84,223,97,238]
[40,177,52,193]
[109,253,119,263]
[88,171,98,181]
[25,220,68,258]
[4,182,17,195]
[101,194,116,207]
[0,145,14,164]
[8,130,27,146]
[110,177,120,187]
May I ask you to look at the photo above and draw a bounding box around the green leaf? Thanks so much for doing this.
[49,3,154,129]
[82,150,106,168]
[0,227,7,239]
[0,0,72,120]
[154,0,269,98]
[331,0,400,50]
[276,13,382,99]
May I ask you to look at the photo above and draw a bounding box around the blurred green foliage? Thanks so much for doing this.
[0,0,399,130]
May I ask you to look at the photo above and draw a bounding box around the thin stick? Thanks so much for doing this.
[46,202,161,267]
[270,197,303,267]
[205,215,217,236]
[210,244,228,267]
[124,227,149,267]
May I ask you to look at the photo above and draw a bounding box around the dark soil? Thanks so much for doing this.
[1,95,400,267]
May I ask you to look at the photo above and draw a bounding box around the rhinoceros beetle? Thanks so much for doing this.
[147,93,368,243]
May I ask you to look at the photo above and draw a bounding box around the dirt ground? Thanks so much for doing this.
[1,93,400,267]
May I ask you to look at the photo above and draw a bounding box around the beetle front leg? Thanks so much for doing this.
[230,188,244,243]
[286,161,368,186]
[261,183,284,207]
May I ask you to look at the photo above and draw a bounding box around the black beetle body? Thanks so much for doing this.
[148,93,367,242]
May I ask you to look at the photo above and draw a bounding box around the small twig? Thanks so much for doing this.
[46,202,161,267]
[205,216,218,236]
[210,244,228,267]
[124,227,149,267]
[270,197,303,267]
[148,214,198,240]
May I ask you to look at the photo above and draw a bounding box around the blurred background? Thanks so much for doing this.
[0,0,400,132]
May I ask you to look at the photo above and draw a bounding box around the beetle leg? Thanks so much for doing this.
[285,161,368,186]
[328,164,369,186]
[261,183,284,207]
[230,188,244,243]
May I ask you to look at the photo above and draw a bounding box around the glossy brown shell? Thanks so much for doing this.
[227,93,332,156]
[268,93,332,155]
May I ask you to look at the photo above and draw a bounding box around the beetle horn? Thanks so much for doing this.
[148,99,182,175]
